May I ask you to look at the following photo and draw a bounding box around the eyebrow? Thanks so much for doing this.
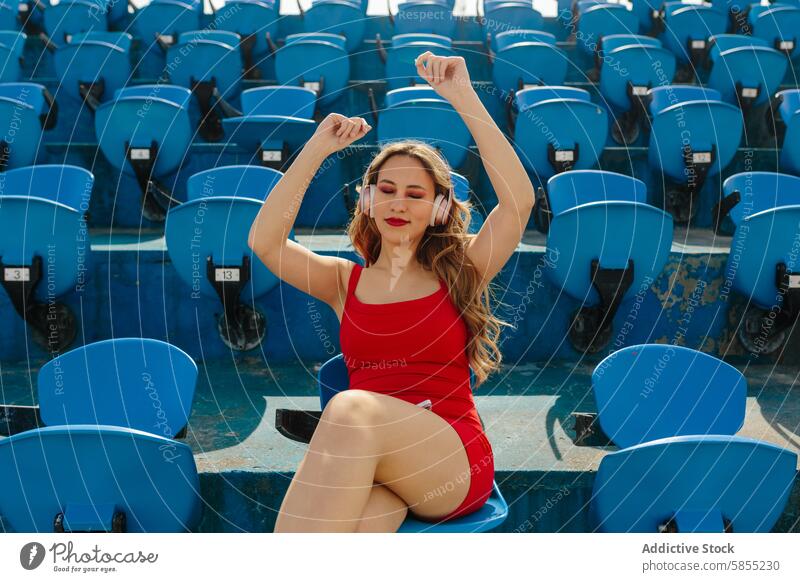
[378,179,429,191]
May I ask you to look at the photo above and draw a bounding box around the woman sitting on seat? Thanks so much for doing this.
[248,52,534,532]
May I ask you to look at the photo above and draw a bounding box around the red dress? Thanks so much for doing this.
[339,263,495,521]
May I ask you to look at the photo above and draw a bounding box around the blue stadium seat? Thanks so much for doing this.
[483,0,544,52]
[0,2,19,31]
[513,86,608,179]
[53,31,132,110]
[591,435,797,532]
[491,29,568,95]
[166,30,244,141]
[452,171,484,234]
[37,338,197,437]
[659,2,727,80]
[546,187,673,352]
[42,0,108,43]
[316,353,509,533]
[221,86,318,168]
[213,0,279,79]
[165,165,288,350]
[715,171,800,233]
[749,3,800,57]
[706,34,787,112]
[0,164,93,351]
[592,345,746,448]
[727,204,800,354]
[131,0,202,48]
[95,84,193,221]
[629,0,661,32]
[0,425,202,532]
[304,0,366,53]
[647,85,743,223]
[536,169,647,232]
[0,82,57,170]
[383,33,455,90]
[377,86,473,168]
[275,32,350,105]
[598,34,676,144]
[574,2,640,58]
[0,31,26,82]
[773,88,800,174]
[395,0,456,38]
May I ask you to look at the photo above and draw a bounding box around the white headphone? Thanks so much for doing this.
[358,182,455,226]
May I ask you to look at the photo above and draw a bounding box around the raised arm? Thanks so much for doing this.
[415,52,535,283]
[247,113,371,308]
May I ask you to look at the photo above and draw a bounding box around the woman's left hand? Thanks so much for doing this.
[414,52,474,104]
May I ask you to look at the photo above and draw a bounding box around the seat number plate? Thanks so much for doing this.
[631,85,648,96]
[304,82,320,93]
[158,34,175,45]
[262,150,282,162]
[692,152,711,164]
[554,150,575,162]
[691,40,706,49]
[215,268,240,282]
[130,148,151,160]
[779,41,794,51]
[740,87,758,99]
[789,275,800,289]
[4,267,30,282]
[522,83,538,91]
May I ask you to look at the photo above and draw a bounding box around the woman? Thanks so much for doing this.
[248,52,534,532]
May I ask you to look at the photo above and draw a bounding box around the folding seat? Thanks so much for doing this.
[482,1,544,52]
[512,86,608,180]
[748,2,800,58]
[166,30,244,141]
[52,31,132,111]
[0,425,202,532]
[0,337,197,438]
[303,0,366,53]
[377,86,473,169]
[274,32,350,106]
[544,173,672,352]
[706,34,787,113]
[647,85,743,223]
[165,165,287,350]
[381,33,455,91]
[0,82,58,170]
[591,344,746,448]
[452,171,484,233]
[41,0,109,43]
[771,88,800,174]
[598,34,676,144]
[213,0,279,79]
[0,31,26,82]
[131,0,202,48]
[591,435,797,532]
[658,2,728,80]
[572,1,640,65]
[0,3,19,31]
[95,85,193,221]
[275,353,509,533]
[715,171,800,233]
[222,86,317,169]
[726,203,800,354]
[629,0,661,32]
[0,164,93,351]
[491,29,568,96]
[393,0,456,38]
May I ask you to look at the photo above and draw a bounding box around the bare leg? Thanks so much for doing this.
[354,483,408,533]
[274,390,472,532]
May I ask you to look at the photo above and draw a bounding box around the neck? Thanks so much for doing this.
[370,233,425,279]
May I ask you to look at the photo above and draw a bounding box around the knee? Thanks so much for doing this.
[319,390,380,434]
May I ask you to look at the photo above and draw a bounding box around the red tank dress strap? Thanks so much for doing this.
[346,263,363,302]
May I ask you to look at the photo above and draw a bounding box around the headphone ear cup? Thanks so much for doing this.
[430,194,444,226]
[360,185,372,217]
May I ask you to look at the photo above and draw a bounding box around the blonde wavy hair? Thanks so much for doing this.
[346,140,512,388]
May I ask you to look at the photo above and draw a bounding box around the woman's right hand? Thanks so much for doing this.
[308,113,372,157]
